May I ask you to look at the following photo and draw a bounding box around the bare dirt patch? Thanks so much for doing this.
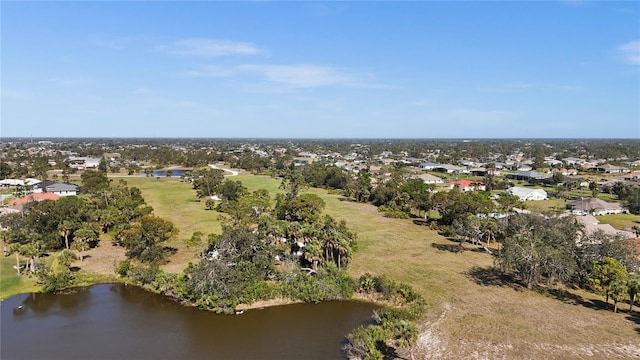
[72,239,126,275]
[235,297,303,311]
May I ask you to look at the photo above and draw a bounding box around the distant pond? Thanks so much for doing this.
[140,170,188,177]
[1,284,378,360]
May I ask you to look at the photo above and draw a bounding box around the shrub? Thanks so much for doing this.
[38,267,73,293]
[378,206,409,219]
[343,325,389,360]
[115,259,131,277]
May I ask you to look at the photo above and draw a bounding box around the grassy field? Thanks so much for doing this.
[1,256,40,300]
[234,175,640,358]
[113,176,225,272]
[6,173,637,357]
[597,213,640,232]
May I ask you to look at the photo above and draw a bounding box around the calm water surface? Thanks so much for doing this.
[1,284,377,360]
[141,170,187,177]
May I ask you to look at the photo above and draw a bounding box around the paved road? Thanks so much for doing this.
[208,164,239,176]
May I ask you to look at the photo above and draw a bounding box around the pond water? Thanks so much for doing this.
[1,284,378,360]
[141,170,187,177]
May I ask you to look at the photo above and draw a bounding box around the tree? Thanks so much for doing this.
[589,181,599,198]
[205,198,216,210]
[71,240,90,262]
[497,214,581,289]
[217,179,247,202]
[57,249,78,268]
[627,274,640,313]
[8,243,23,275]
[81,170,110,195]
[20,243,40,273]
[122,215,178,263]
[279,171,308,201]
[304,239,323,272]
[0,161,12,179]
[72,224,99,261]
[276,193,326,223]
[32,157,49,184]
[190,169,224,198]
[186,231,208,258]
[58,220,78,250]
[610,278,628,313]
[496,194,521,214]
[588,257,628,310]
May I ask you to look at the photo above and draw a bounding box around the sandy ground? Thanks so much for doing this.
[72,239,126,274]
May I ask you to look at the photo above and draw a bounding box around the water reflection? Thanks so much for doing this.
[1,284,377,360]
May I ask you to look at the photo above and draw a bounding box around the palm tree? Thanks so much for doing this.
[303,240,323,272]
[627,274,640,313]
[8,243,22,275]
[57,250,77,268]
[73,225,98,261]
[71,241,90,262]
[58,220,77,249]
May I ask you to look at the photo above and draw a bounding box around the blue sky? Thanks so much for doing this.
[2,1,639,138]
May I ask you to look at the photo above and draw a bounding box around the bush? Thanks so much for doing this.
[359,273,377,293]
[343,324,389,360]
[115,259,131,277]
[378,206,409,219]
[38,267,73,293]
[129,264,159,285]
[240,280,283,303]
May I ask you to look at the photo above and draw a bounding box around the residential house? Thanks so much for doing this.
[33,181,80,196]
[432,164,468,174]
[552,168,578,176]
[506,187,548,201]
[592,164,630,174]
[7,192,60,207]
[622,171,640,181]
[419,161,439,170]
[507,171,546,181]
[66,156,101,170]
[448,180,486,192]
[566,198,627,216]
[0,179,25,187]
[576,215,635,239]
[415,173,444,184]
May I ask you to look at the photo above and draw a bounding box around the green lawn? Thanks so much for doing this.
[596,213,640,231]
[0,256,40,300]
[113,176,225,270]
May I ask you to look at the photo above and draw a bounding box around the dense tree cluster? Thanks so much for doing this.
[0,172,154,279]
[494,213,639,311]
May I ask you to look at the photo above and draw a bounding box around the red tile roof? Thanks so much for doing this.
[449,179,485,187]
[7,193,60,206]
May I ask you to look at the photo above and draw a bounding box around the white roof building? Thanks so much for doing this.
[506,187,548,201]
[415,173,444,184]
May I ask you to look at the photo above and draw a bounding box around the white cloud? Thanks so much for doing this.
[185,65,237,77]
[157,38,262,57]
[237,64,354,88]
[618,40,640,65]
[186,63,366,89]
